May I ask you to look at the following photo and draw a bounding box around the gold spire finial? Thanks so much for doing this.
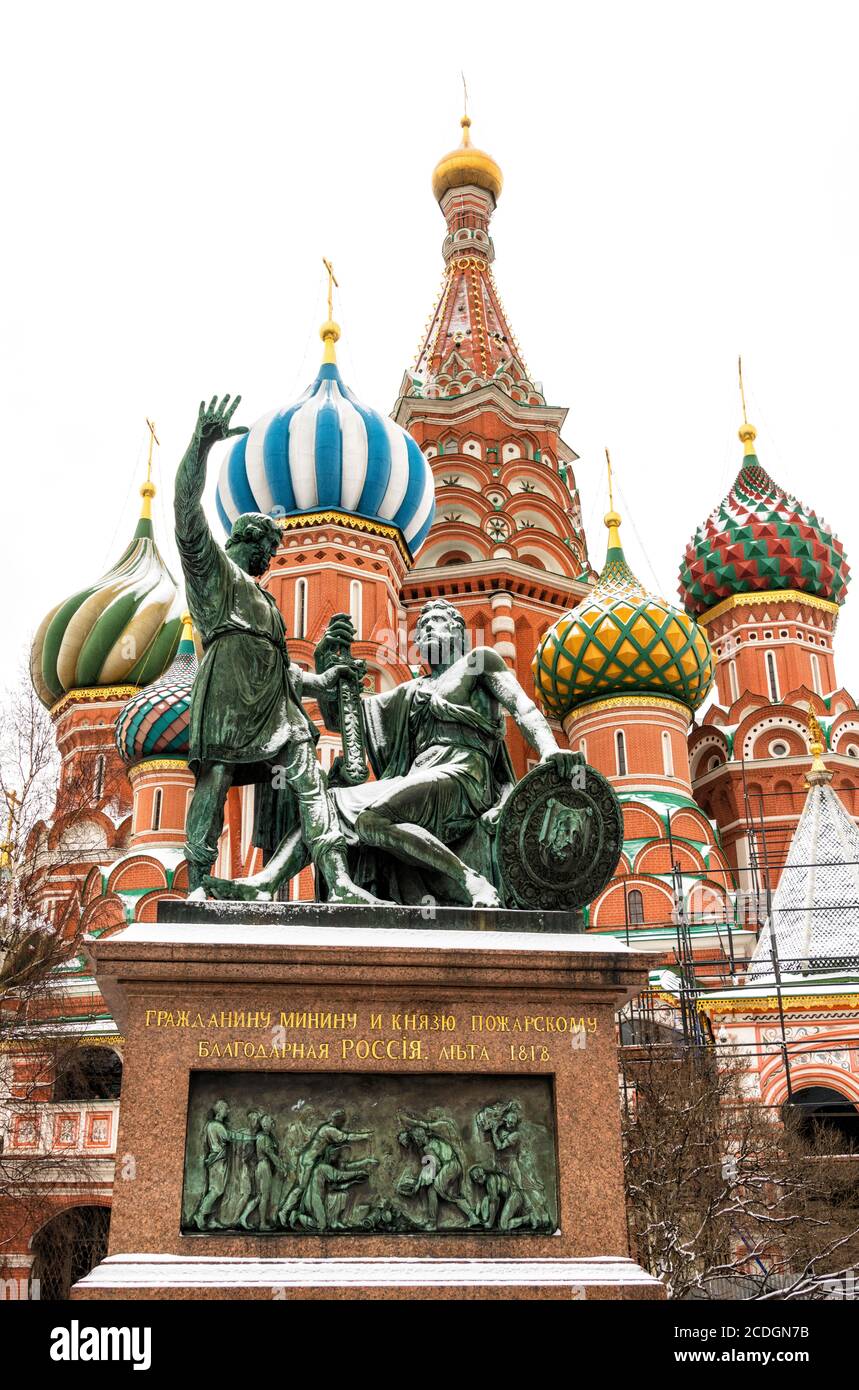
[737,356,757,456]
[806,708,831,784]
[320,258,341,364]
[180,611,194,640]
[604,447,622,548]
[140,418,159,519]
[460,73,472,144]
[1,789,18,871]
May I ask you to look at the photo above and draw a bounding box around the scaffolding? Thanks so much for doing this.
[615,776,859,1105]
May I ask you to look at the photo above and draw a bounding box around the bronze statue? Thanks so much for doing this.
[192,1099,233,1231]
[238,1113,287,1231]
[207,599,584,906]
[173,395,380,904]
[396,1112,478,1229]
[277,1109,374,1229]
[182,1088,557,1236]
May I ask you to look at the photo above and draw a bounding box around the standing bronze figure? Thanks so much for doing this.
[174,394,379,903]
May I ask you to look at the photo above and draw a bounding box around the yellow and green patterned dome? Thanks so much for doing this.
[533,508,714,720]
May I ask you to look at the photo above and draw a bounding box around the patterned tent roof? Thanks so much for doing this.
[215,361,435,559]
[680,424,850,617]
[115,618,197,764]
[749,745,859,980]
[30,495,181,709]
[533,510,714,719]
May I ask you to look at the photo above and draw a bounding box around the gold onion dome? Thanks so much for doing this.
[432,115,503,203]
[533,506,715,720]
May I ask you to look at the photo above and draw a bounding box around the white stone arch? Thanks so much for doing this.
[689,733,729,780]
[741,714,810,761]
[419,536,488,567]
[831,718,859,759]
[508,505,564,537]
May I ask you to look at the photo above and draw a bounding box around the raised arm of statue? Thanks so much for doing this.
[174,395,247,626]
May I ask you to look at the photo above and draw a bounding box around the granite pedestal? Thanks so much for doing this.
[73,903,664,1300]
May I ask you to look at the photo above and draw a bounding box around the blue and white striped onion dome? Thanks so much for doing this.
[115,618,198,765]
[215,362,436,558]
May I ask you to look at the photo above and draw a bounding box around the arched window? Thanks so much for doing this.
[729,659,739,704]
[92,754,105,801]
[294,578,308,641]
[766,651,780,702]
[578,737,587,762]
[661,730,674,777]
[30,1206,111,1302]
[349,579,363,639]
[53,1047,122,1102]
[151,788,162,831]
[785,1086,859,1152]
[810,652,822,695]
[615,730,627,776]
[627,889,645,925]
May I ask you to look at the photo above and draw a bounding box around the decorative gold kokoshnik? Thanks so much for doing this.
[50,685,141,719]
[274,509,412,565]
[127,758,189,782]
[563,694,692,723]
[696,589,840,626]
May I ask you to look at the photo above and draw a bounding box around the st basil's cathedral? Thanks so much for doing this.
[3,113,859,1297]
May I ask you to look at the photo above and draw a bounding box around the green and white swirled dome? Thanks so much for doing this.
[30,481,181,709]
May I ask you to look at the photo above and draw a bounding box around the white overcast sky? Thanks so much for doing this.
[2,0,858,708]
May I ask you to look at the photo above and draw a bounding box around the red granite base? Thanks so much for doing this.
[72,916,664,1301]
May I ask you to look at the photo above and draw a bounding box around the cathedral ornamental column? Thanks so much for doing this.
[490,591,516,665]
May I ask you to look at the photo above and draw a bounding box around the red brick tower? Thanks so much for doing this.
[392,114,593,777]
[682,406,858,890]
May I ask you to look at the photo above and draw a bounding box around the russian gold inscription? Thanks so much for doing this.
[144,1004,599,1067]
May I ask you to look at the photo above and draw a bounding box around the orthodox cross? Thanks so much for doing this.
[738,355,748,424]
[605,447,615,510]
[145,418,160,484]
[322,258,339,320]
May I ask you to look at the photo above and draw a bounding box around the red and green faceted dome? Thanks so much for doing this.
[679,429,850,618]
[533,515,714,719]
